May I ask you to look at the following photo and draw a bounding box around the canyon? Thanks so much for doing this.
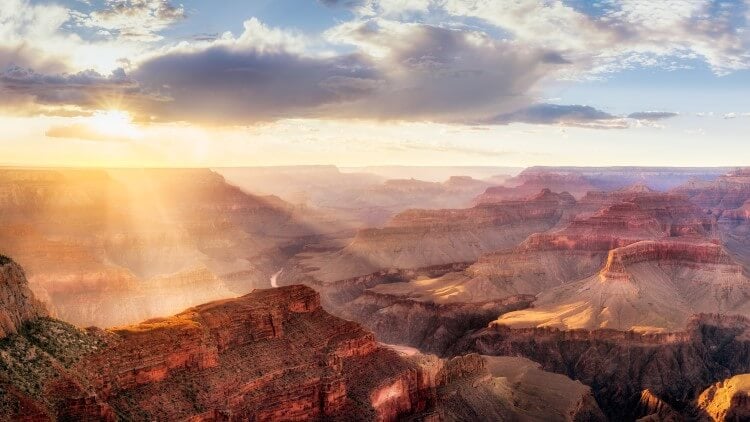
[3,165,750,420]
[0,255,605,421]
[0,168,320,326]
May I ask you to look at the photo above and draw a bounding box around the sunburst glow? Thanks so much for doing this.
[88,110,141,140]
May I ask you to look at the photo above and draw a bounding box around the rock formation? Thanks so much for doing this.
[0,257,605,421]
[0,268,429,420]
[0,256,47,338]
[698,374,750,421]
[415,354,606,421]
[472,166,729,205]
[496,238,750,332]
[358,190,718,334]
[672,168,750,210]
[473,172,594,204]
[0,168,316,327]
[280,189,575,285]
[452,313,750,419]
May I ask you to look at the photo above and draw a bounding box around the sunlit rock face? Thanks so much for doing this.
[450,189,717,300]
[0,280,423,420]
[0,168,314,327]
[347,189,723,347]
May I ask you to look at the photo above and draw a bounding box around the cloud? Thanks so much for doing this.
[0,65,140,115]
[723,112,750,119]
[0,0,75,72]
[442,0,750,75]
[45,123,112,141]
[131,47,378,123]
[124,18,566,124]
[627,111,679,120]
[74,0,185,42]
[0,1,738,128]
[488,103,628,129]
[487,104,680,129]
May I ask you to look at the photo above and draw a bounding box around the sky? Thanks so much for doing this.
[1,0,749,168]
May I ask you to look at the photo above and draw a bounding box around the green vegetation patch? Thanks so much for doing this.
[0,318,108,400]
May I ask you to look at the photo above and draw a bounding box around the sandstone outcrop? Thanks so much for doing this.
[375,190,717,318]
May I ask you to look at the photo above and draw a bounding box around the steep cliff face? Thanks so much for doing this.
[0,256,47,338]
[348,289,534,355]
[719,200,750,272]
[451,314,750,419]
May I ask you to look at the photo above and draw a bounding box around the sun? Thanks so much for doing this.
[88,110,141,139]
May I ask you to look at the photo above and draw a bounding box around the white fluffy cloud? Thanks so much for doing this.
[74,0,185,42]
[442,0,750,75]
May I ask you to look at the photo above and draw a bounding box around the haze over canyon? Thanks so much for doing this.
[3,0,750,420]
[0,165,749,420]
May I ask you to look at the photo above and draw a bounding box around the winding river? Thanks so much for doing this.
[270,269,283,288]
